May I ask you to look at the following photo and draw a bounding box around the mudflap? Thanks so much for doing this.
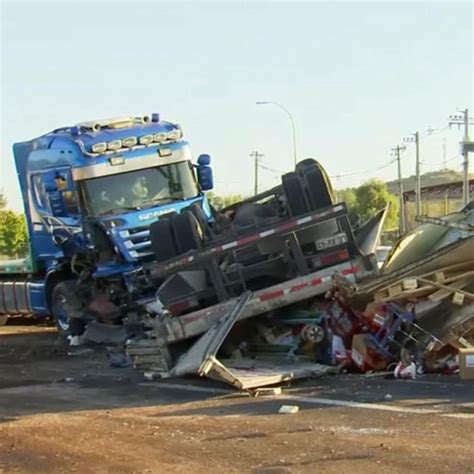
[170,290,332,390]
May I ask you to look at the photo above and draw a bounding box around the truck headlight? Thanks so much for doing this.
[139,135,153,145]
[167,128,182,141]
[91,142,107,153]
[122,136,138,148]
[108,140,122,151]
[153,132,168,143]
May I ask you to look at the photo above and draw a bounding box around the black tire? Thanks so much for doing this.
[150,219,177,262]
[295,158,319,175]
[188,202,213,239]
[171,211,203,254]
[282,172,310,217]
[303,168,334,209]
[296,158,334,210]
[51,281,84,338]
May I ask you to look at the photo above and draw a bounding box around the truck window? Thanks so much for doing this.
[81,161,199,216]
[32,174,51,212]
[55,171,80,215]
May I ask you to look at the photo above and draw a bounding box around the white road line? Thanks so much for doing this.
[279,394,440,415]
[139,382,472,419]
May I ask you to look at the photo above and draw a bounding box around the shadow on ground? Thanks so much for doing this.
[1,327,473,423]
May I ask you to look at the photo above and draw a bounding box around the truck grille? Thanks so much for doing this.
[119,226,154,260]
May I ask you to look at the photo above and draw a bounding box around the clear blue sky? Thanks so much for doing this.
[1,1,473,212]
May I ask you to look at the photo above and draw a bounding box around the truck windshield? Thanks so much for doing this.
[81,161,199,216]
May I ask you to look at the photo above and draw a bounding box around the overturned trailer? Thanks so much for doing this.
[120,163,387,388]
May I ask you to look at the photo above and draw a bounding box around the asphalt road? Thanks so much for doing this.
[0,325,473,473]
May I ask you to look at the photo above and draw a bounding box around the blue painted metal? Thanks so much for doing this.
[1,115,213,317]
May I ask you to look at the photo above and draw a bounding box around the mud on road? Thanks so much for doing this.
[0,325,473,473]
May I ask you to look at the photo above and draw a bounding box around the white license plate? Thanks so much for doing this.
[315,232,348,251]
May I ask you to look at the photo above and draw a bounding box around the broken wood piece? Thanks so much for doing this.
[428,278,471,302]
[402,278,418,290]
[433,272,445,282]
[417,277,474,301]
[388,284,403,297]
[452,292,466,306]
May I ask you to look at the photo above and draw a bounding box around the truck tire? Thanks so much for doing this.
[296,158,334,210]
[51,281,83,338]
[282,172,310,217]
[171,211,203,254]
[188,202,213,240]
[150,219,177,263]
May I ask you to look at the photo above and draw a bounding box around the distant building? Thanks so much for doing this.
[403,179,474,229]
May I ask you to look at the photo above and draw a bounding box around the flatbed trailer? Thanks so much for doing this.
[126,201,381,384]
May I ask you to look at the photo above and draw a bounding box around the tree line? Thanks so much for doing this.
[0,193,28,258]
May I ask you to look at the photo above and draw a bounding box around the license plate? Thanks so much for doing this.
[315,232,348,251]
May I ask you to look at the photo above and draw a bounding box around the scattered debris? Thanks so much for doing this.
[458,347,474,380]
[63,201,474,390]
[252,387,283,397]
[278,405,300,414]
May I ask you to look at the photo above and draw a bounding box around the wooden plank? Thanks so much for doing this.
[369,264,474,303]
[380,285,435,302]
[402,278,418,290]
[388,284,403,297]
[417,277,474,301]
[452,292,466,305]
[428,278,471,302]
[433,272,445,282]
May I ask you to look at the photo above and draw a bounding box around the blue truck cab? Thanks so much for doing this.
[0,114,214,331]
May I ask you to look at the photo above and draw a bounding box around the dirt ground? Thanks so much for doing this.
[0,323,473,474]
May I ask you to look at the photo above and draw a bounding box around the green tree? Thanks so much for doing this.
[353,179,399,230]
[336,188,357,209]
[0,210,29,257]
[0,191,6,210]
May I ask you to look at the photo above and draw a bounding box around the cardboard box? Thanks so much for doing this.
[458,348,474,380]
[351,334,388,372]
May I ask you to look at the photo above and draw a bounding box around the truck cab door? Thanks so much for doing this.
[31,169,84,265]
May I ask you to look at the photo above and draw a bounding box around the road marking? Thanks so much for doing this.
[279,394,440,415]
[139,381,473,419]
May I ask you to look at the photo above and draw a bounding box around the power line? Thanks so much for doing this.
[330,158,397,180]
[420,124,450,138]
[421,154,462,168]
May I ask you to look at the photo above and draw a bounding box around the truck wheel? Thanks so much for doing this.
[171,211,203,254]
[282,172,310,217]
[296,158,334,210]
[0,315,8,326]
[51,281,81,338]
[188,202,213,240]
[150,219,177,263]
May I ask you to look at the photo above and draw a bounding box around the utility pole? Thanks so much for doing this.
[442,138,447,169]
[250,151,264,195]
[392,145,406,236]
[404,132,421,218]
[449,109,470,205]
[463,109,470,205]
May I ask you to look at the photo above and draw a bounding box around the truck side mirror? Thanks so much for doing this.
[197,154,211,166]
[197,155,214,191]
